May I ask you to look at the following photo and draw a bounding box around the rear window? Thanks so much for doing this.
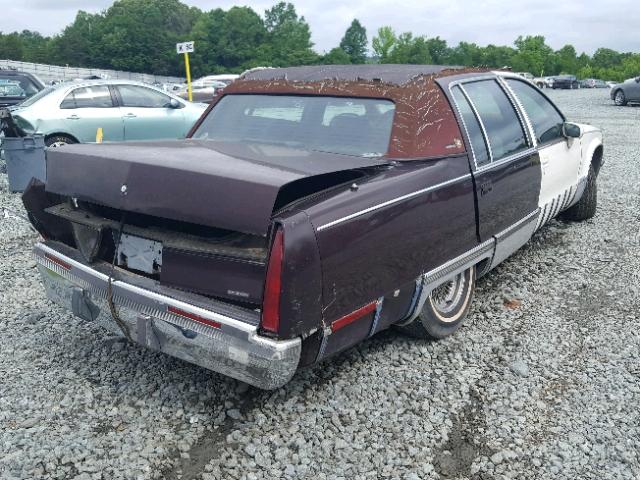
[0,75,41,98]
[193,95,396,157]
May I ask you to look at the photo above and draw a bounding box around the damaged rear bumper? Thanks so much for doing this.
[33,242,300,389]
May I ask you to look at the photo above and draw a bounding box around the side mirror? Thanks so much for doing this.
[635,76,640,83]
[562,122,582,139]
[168,98,182,109]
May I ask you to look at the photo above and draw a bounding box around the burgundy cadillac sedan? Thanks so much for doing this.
[25,65,603,388]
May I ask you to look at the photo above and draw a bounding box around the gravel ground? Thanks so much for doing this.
[1,89,639,480]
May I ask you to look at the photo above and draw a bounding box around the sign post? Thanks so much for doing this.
[176,41,195,102]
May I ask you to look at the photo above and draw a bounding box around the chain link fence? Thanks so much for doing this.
[0,59,184,85]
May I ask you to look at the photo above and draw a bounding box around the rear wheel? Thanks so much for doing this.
[562,165,597,221]
[614,90,627,106]
[45,135,77,148]
[398,266,476,339]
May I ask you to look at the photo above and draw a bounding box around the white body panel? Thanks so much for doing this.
[537,138,581,207]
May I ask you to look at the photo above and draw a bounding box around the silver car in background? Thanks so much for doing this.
[611,76,640,106]
[10,80,208,147]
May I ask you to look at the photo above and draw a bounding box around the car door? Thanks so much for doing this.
[504,78,582,226]
[59,85,124,142]
[626,77,640,101]
[450,79,541,244]
[115,84,186,140]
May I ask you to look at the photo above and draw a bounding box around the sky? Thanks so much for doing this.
[1,0,639,55]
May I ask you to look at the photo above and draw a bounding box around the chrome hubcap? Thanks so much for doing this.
[616,92,624,103]
[48,141,68,148]
[430,272,467,318]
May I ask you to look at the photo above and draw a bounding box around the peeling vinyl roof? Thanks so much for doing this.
[241,65,464,86]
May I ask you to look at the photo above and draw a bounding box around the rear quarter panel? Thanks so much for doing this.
[303,155,477,324]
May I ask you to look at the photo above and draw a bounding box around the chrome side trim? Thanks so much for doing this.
[395,277,424,326]
[474,147,537,174]
[489,210,540,270]
[449,77,537,173]
[458,84,494,165]
[495,76,535,148]
[402,239,495,325]
[496,209,540,238]
[316,173,472,231]
[368,297,385,337]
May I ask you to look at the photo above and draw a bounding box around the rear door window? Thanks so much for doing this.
[505,79,565,144]
[462,80,528,162]
[117,85,171,108]
[60,86,114,109]
[451,86,490,166]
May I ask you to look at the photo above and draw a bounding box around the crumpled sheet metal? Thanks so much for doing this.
[36,255,301,390]
[201,65,489,159]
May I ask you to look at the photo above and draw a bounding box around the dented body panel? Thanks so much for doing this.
[45,139,388,236]
[25,65,601,388]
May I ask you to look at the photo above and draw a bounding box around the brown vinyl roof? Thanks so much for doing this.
[198,65,490,159]
[241,64,465,85]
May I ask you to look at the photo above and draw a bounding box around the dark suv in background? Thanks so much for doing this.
[0,69,45,108]
[551,75,579,89]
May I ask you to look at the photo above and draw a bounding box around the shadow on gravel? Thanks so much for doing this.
[433,387,491,479]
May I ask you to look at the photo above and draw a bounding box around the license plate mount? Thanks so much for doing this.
[116,233,163,274]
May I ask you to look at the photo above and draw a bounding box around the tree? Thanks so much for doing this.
[425,36,449,64]
[322,47,351,65]
[448,41,483,66]
[481,44,516,68]
[89,0,200,75]
[49,11,102,67]
[511,35,554,76]
[387,33,432,64]
[592,48,622,70]
[264,2,318,66]
[339,19,367,64]
[189,8,227,75]
[216,7,268,72]
[372,26,396,63]
[555,44,578,74]
[0,33,24,61]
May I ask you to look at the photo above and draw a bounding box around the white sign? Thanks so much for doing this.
[176,42,194,54]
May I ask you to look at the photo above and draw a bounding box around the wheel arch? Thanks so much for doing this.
[44,132,80,145]
[591,144,604,176]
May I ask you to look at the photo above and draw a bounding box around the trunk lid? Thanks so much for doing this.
[45,139,386,236]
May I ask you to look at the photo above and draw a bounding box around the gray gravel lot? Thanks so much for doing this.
[1,89,639,480]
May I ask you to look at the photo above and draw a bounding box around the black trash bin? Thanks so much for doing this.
[2,135,46,192]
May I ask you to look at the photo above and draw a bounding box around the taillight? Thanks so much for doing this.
[261,227,284,334]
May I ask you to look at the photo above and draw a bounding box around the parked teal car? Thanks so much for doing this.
[10,80,208,147]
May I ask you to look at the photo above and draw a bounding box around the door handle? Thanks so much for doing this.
[124,113,137,118]
[480,180,493,196]
[66,115,80,120]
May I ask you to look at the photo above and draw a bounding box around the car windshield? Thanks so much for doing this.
[193,94,396,157]
[0,75,41,98]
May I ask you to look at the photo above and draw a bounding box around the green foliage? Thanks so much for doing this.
[371,28,432,64]
[371,26,396,62]
[322,47,351,65]
[264,2,318,67]
[339,19,367,64]
[1,2,639,82]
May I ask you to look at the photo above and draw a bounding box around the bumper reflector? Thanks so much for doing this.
[167,305,221,330]
[44,252,72,270]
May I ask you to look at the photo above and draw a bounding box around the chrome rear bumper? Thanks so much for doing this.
[34,242,300,389]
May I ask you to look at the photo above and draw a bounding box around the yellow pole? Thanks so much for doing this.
[184,52,192,102]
